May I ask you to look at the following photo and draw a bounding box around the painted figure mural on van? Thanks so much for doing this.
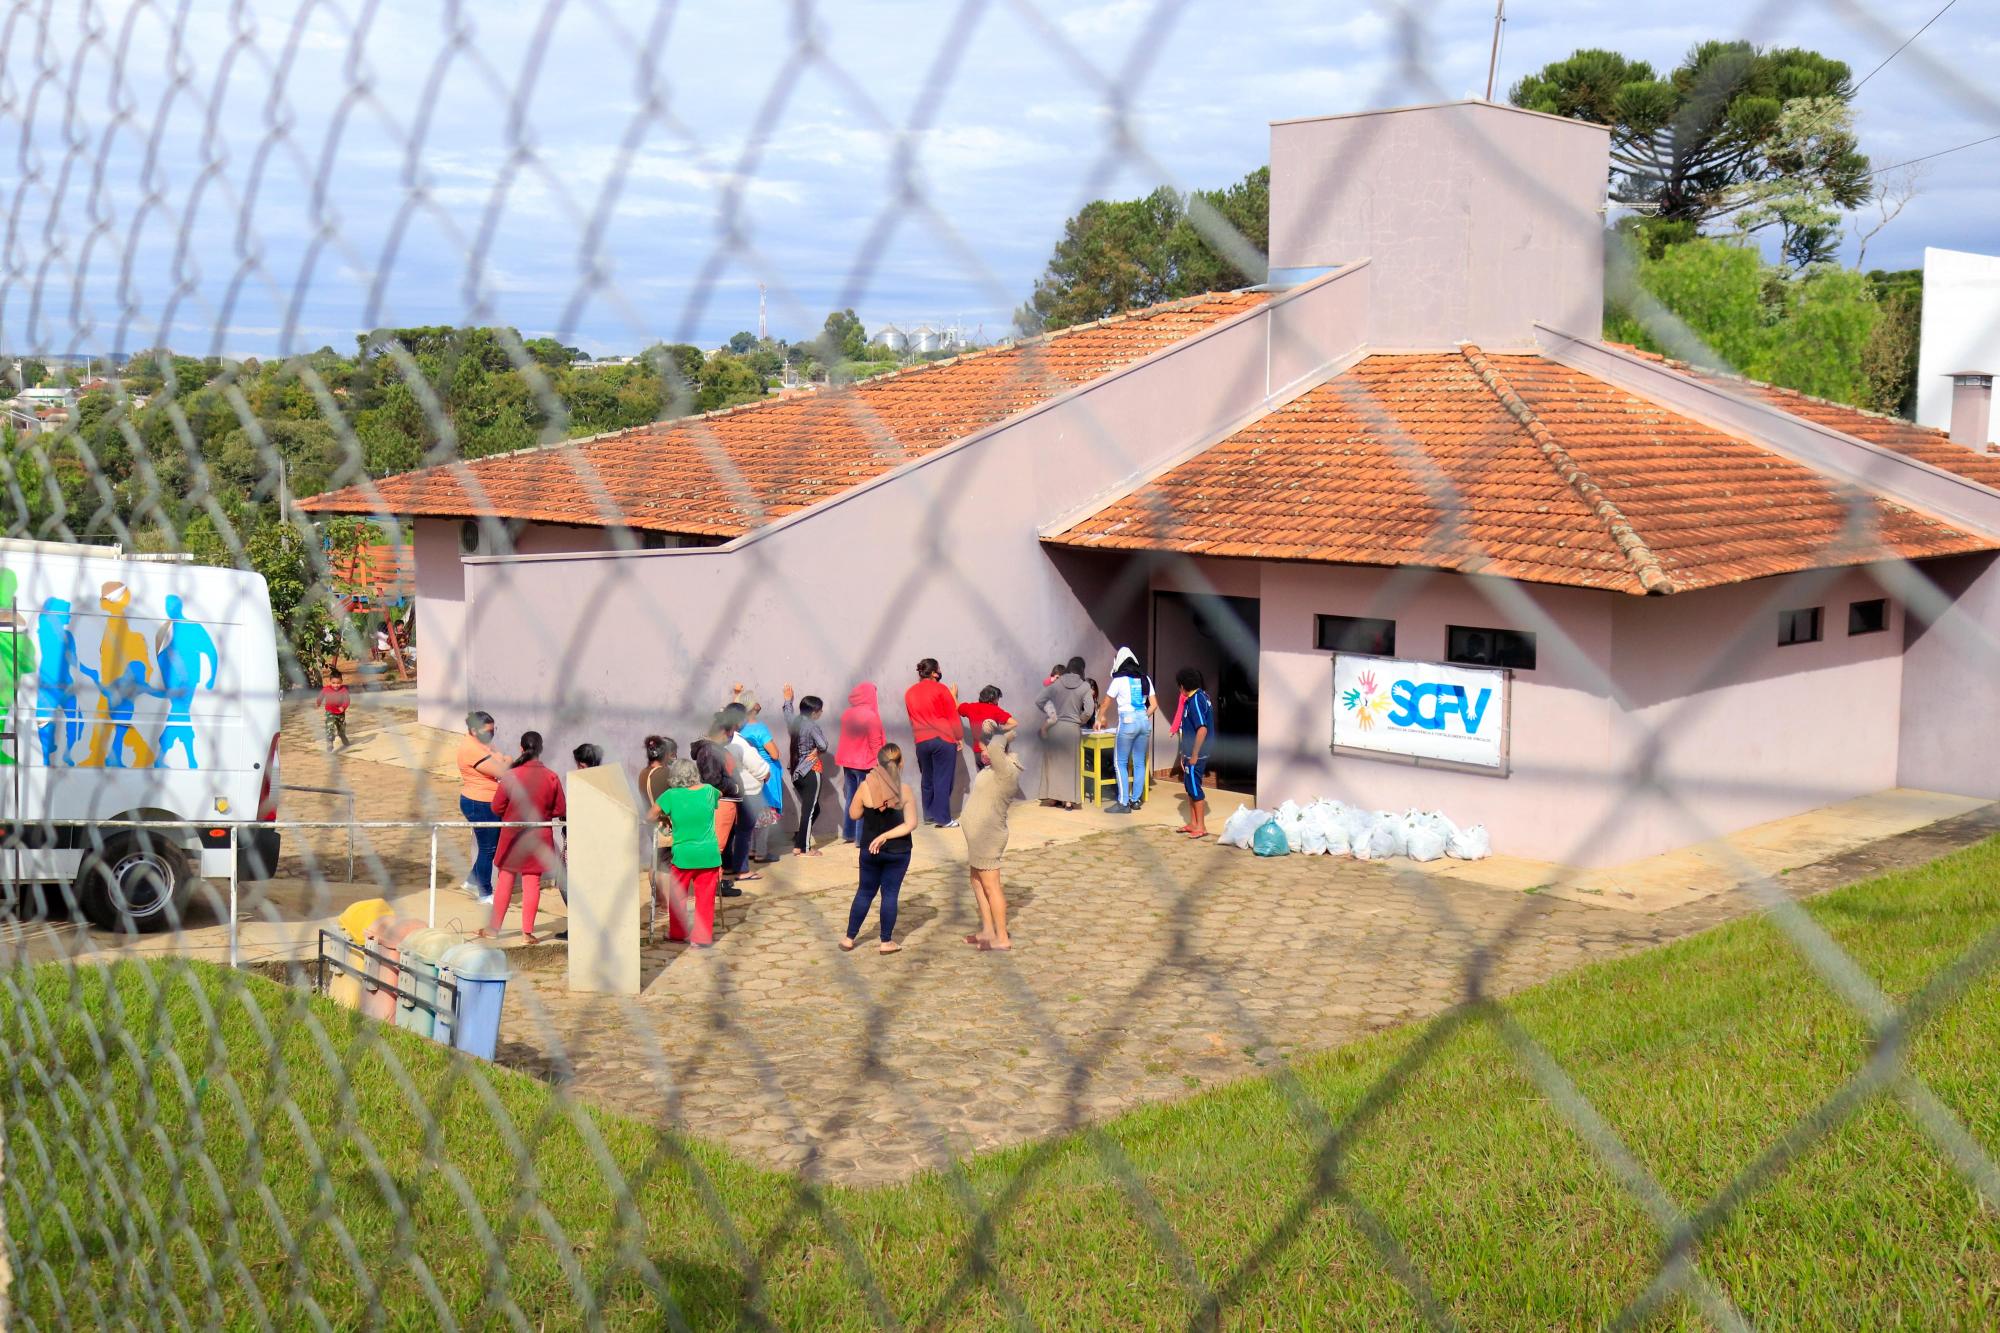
[153,594,220,769]
[0,568,37,765]
[35,597,83,765]
[83,581,158,768]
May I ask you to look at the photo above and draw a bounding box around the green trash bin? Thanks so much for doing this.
[396,928,462,1041]
[438,940,510,1061]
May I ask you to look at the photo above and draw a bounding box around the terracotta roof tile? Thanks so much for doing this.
[299,291,1268,535]
[1610,345,2000,489]
[1045,349,1999,594]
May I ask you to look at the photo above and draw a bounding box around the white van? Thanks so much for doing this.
[1,539,283,932]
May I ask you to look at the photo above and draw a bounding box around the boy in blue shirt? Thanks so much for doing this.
[1174,666,1214,838]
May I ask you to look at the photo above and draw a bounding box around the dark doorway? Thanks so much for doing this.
[1151,591,1260,791]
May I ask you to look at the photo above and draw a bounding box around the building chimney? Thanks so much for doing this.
[1267,100,1610,347]
[1947,372,1993,451]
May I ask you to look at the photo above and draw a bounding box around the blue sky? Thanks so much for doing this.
[3,0,1996,359]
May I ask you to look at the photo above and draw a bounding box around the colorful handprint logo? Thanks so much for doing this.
[1341,669,1390,730]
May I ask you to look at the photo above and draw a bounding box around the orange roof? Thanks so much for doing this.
[1045,348,2000,595]
[1613,346,2000,488]
[300,291,1268,536]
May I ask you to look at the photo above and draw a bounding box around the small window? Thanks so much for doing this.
[640,530,670,550]
[459,519,480,554]
[1446,625,1535,670]
[1778,607,1823,646]
[1848,598,1887,636]
[1315,614,1396,656]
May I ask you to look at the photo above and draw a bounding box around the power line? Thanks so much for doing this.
[1863,130,2000,178]
[1853,0,1959,92]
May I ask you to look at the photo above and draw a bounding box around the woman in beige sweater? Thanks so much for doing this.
[959,719,1022,950]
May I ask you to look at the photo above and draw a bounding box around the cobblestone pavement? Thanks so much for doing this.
[491,802,2000,1187]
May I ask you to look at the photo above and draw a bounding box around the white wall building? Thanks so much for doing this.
[1918,246,2000,450]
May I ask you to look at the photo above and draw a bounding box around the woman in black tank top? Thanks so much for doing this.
[843,744,918,954]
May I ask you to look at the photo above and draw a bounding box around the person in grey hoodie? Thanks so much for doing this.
[783,685,832,855]
[1034,656,1093,809]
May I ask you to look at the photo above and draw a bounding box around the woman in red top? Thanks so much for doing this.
[957,684,1014,768]
[481,730,567,943]
[904,658,963,827]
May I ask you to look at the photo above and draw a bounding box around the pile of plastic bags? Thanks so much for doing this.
[1215,799,1491,862]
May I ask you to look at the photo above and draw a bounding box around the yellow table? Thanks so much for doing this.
[1080,729,1148,808]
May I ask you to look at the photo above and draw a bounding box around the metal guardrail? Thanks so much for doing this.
[280,784,358,881]
[4,817,560,968]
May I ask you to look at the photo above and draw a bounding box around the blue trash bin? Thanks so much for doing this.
[438,940,510,1060]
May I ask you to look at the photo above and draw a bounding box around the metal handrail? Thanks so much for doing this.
[6,816,565,968]
[281,784,358,881]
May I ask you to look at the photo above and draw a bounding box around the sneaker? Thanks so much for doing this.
[941,819,960,829]
[1106,803,1131,815]
[475,893,493,907]
[719,883,745,898]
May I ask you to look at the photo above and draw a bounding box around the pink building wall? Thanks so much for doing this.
[453,268,1373,788]
[1180,559,1912,868]
[412,518,617,730]
[1270,100,1608,348]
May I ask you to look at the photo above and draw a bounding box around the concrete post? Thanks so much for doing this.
[564,764,643,994]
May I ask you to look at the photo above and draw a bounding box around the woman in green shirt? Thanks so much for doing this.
[652,757,722,946]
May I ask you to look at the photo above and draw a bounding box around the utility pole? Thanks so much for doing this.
[1483,0,1506,100]
[757,283,767,341]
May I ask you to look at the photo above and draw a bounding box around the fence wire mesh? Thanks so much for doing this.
[1,0,1998,1328]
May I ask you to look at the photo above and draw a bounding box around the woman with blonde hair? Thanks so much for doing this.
[842,743,918,954]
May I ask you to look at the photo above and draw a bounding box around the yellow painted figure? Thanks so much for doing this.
[83,581,156,768]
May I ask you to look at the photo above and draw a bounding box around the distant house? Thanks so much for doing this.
[304,100,2000,867]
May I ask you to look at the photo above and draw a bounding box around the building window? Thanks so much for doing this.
[640,531,671,550]
[1315,614,1396,656]
[1848,598,1888,636]
[1778,607,1823,646]
[1446,625,1535,670]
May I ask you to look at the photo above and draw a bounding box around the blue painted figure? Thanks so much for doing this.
[77,659,164,769]
[35,598,84,766]
[153,594,220,769]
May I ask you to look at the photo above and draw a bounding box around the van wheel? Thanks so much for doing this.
[76,835,193,934]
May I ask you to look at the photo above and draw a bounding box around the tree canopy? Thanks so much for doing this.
[1018,166,1269,332]
[1511,42,1868,267]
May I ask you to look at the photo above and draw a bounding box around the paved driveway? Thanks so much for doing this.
[490,805,2000,1187]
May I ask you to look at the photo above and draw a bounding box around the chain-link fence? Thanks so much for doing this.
[2,1,1999,1327]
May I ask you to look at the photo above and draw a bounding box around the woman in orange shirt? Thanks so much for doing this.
[456,710,508,903]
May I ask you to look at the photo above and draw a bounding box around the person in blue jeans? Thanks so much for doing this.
[1095,646,1156,814]
[457,710,507,903]
[841,744,918,955]
[1174,667,1214,839]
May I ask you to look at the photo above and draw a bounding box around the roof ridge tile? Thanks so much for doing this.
[1458,344,1678,595]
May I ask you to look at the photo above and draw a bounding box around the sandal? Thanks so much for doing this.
[839,937,857,952]
[736,872,763,882]
[523,931,542,945]
[977,940,1013,951]
[879,941,903,954]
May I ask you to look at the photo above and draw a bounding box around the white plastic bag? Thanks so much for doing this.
[1218,807,1271,849]
[1405,825,1447,861]
[1370,812,1409,859]
[1323,825,1351,857]
[1446,824,1491,860]
[1299,822,1329,856]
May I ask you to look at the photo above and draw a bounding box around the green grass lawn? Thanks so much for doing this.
[6,837,1999,1329]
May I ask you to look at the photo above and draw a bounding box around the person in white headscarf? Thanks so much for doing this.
[1094,646,1158,813]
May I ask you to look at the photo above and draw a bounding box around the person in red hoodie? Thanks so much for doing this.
[904,658,963,828]
[834,682,885,844]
